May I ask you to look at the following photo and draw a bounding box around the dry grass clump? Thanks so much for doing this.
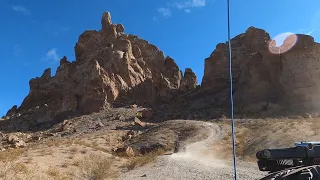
[234,128,249,158]
[80,149,87,154]
[74,140,92,148]
[0,162,38,180]
[38,148,54,156]
[213,118,320,161]
[0,148,25,162]
[76,154,118,180]
[310,119,320,135]
[0,163,23,179]
[126,148,165,170]
[70,146,78,153]
[46,167,73,180]
[0,148,29,179]
[45,138,75,148]
[73,139,109,153]
[46,167,61,177]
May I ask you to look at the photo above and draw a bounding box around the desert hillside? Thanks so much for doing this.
[1,12,320,180]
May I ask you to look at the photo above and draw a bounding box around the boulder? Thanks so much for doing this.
[7,135,19,144]
[140,109,153,119]
[134,117,146,127]
[121,130,135,141]
[14,140,26,148]
[6,135,26,148]
[115,146,135,157]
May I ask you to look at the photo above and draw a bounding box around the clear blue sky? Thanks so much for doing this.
[0,0,319,116]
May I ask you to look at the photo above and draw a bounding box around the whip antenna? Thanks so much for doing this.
[226,0,237,179]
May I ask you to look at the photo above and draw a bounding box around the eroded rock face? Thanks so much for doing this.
[7,12,194,123]
[279,35,320,112]
[180,68,198,92]
[201,26,320,114]
[6,105,18,117]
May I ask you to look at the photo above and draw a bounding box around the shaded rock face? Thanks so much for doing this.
[6,105,18,117]
[279,35,320,112]
[7,12,196,123]
[201,26,320,114]
[180,68,198,92]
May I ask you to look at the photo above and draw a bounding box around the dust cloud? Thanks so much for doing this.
[169,123,227,168]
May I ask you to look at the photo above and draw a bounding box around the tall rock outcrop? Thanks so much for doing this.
[201,26,320,115]
[5,12,197,123]
[180,68,198,92]
[279,35,320,112]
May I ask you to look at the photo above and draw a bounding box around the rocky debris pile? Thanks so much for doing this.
[0,130,60,151]
[6,134,26,148]
[0,106,153,153]
[0,133,27,150]
[3,12,198,124]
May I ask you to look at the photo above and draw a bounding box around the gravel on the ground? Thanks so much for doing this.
[120,155,267,180]
[120,121,268,180]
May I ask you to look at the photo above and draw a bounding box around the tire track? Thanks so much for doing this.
[120,121,267,180]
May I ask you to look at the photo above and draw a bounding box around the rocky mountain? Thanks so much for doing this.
[3,12,320,124]
[3,12,198,124]
[152,27,320,121]
[201,26,320,116]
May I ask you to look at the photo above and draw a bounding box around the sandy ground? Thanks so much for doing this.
[120,122,267,180]
[1,116,320,180]
[120,156,266,180]
[0,129,128,180]
[120,117,320,180]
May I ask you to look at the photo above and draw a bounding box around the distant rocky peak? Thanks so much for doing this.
[101,12,112,28]
[2,11,198,124]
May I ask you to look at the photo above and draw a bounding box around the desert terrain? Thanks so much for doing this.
[1,11,320,180]
[1,107,320,180]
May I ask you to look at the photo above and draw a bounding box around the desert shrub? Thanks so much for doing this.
[77,154,117,180]
[126,147,165,170]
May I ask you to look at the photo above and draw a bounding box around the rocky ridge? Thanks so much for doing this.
[201,27,320,116]
[3,12,198,125]
[152,28,320,120]
[3,12,320,125]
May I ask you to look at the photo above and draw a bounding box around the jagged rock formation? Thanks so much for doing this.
[5,12,197,123]
[180,68,198,92]
[6,105,18,117]
[4,15,320,123]
[202,26,320,115]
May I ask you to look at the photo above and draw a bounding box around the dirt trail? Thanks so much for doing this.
[120,121,267,180]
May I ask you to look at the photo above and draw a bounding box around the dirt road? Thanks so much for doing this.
[120,122,267,180]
